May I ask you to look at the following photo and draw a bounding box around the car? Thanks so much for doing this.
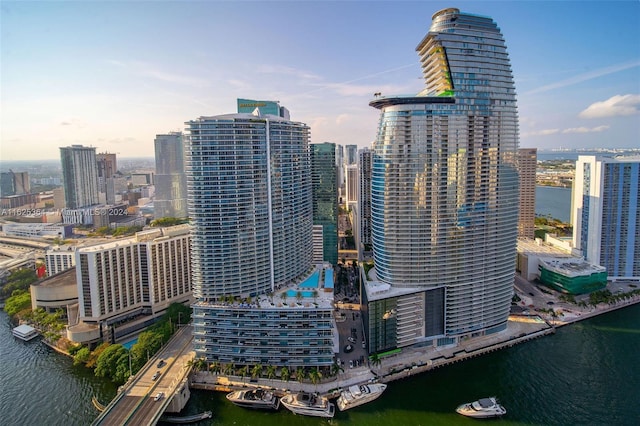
[344,344,354,353]
[157,359,166,368]
[336,358,342,366]
[347,336,356,343]
[528,292,534,296]
[362,340,366,349]
[152,371,161,381]
[154,392,164,401]
[547,301,555,305]
[349,360,353,369]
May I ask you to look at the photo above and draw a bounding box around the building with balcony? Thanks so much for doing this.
[363,8,519,354]
[310,142,338,265]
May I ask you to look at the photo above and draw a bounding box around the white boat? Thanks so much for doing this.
[456,397,506,418]
[336,383,387,411]
[226,388,280,410]
[280,392,335,418]
[12,324,39,341]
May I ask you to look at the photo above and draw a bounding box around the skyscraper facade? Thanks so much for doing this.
[310,142,338,265]
[572,155,639,280]
[60,145,100,209]
[154,132,188,219]
[517,148,537,239]
[345,144,358,166]
[364,8,519,352]
[186,104,334,369]
[96,152,117,193]
[358,148,373,254]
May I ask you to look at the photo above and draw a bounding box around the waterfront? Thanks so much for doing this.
[2,305,639,425]
[536,185,572,223]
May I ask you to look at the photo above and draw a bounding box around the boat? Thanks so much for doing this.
[336,383,387,411]
[226,388,280,410]
[12,324,39,341]
[456,397,506,418]
[160,411,212,424]
[280,392,335,418]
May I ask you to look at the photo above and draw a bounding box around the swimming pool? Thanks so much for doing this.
[299,271,319,288]
[286,289,315,298]
[121,337,138,350]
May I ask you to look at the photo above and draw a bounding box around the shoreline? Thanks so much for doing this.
[190,296,640,400]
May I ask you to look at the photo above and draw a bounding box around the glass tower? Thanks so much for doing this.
[154,132,188,219]
[185,112,313,300]
[367,8,519,346]
[60,145,99,209]
[310,143,338,265]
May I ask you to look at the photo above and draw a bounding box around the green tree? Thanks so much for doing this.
[251,364,263,379]
[223,363,234,376]
[73,347,91,366]
[280,366,290,382]
[95,344,130,384]
[308,367,322,387]
[238,365,249,381]
[265,365,276,380]
[294,367,306,383]
[3,290,32,317]
[370,352,382,368]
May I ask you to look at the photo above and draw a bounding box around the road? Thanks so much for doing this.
[92,325,194,426]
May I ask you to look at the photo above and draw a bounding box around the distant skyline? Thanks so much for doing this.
[1,0,639,160]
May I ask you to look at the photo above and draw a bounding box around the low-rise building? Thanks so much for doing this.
[30,267,78,315]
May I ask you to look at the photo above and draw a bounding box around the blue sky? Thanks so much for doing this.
[1,0,639,160]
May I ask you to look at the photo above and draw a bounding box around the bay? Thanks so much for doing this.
[3,305,638,426]
[536,185,572,223]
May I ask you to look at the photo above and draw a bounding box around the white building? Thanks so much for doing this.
[45,245,77,276]
[60,145,99,209]
[572,155,640,280]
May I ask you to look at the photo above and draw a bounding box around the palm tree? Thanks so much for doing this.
[210,361,221,374]
[308,367,322,388]
[266,365,276,380]
[251,364,263,380]
[296,291,303,304]
[294,367,306,383]
[280,366,290,382]
[223,363,233,376]
[330,361,343,377]
[370,353,382,368]
[238,365,249,381]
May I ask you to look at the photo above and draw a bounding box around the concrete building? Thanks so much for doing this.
[2,222,73,239]
[345,164,358,207]
[68,225,192,343]
[363,8,519,354]
[345,144,358,166]
[310,142,338,265]
[517,148,537,239]
[358,148,373,257]
[96,152,117,193]
[46,245,77,276]
[186,101,334,369]
[30,267,78,314]
[60,145,100,209]
[572,155,640,281]
[154,132,188,219]
[1,171,30,197]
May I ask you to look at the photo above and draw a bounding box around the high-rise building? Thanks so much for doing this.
[154,132,188,219]
[69,225,192,343]
[345,144,358,166]
[96,152,117,193]
[572,155,640,280]
[364,8,519,353]
[517,148,537,239]
[60,145,99,209]
[310,142,338,265]
[186,102,334,369]
[0,171,30,197]
[345,165,358,206]
[358,148,373,255]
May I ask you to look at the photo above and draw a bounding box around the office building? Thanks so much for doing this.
[572,155,640,280]
[310,142,339,265]
[345,144,358,166]
[60,145,99,209]
[154,132,188,219]
[46,245,77,276]
[358,148,373,255]
[345,165,358,207]
[517,148,537,239]
[186,101,335,369]
[1,171,30,197]
[364,8,519,353]
[96,152,117,193]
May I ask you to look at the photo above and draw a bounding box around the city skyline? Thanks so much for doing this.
[2,1,639,161]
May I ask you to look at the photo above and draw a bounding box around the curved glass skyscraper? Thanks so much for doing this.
[186,111,314,300]
[365,8,519,349]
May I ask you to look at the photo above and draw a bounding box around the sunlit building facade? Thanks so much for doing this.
[364,8,519,352]
[517,148,537,239]
[572,155,640,280]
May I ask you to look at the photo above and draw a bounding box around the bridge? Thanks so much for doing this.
[91,325,195,426]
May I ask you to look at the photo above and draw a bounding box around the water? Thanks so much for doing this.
[2,305,639,425]
[536,186,572,223]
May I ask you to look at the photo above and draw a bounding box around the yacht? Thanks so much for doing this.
[280,392,335,418]
[456,397,506,418]
[336,383,387,411]
[226,388,280,410]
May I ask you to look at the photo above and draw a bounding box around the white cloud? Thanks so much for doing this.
[524,129,560,136]
[107,59,209,87]
[562,125,610,134]
[579,94,640,119]
[336,114,350,125]
[523,61,640,95]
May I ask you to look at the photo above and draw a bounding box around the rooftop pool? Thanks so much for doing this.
[299,270,320,288]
